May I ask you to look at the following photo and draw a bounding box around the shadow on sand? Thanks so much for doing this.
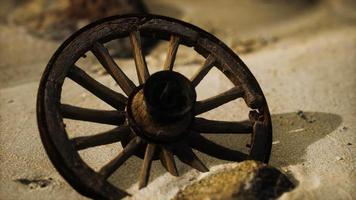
[269,111,342,167]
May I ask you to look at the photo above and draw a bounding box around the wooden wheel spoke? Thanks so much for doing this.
[91,42,136,96]
[61,104,125,125]
[129,31,150,84]
[163,35,180,71]
[100,137,142,179]
[192,117,252,133]
[139,143,156,189]
[67,65,127,110]
[160,148,178,176]
[71,125,131,150]
[188,133,248,161]
[172,143,209,172]
[191,55,216,87]
[195,86,244,115]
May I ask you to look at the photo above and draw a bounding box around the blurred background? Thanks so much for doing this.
[1,0,355,88]
[0,0,355,199]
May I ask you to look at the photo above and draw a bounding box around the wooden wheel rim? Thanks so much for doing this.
[37,14,272,199]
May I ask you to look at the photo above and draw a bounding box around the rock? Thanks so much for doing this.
[173,161,295,200]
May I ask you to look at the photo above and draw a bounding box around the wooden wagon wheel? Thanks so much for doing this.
[37,14,272,199]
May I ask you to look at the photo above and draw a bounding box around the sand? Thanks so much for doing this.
[0,0,355,199]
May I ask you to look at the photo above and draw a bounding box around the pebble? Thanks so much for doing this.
[14,177,53,189]
[296,110,315,123]
[336,156,343,161]
[297,110,307,120]
[340,126,348,131]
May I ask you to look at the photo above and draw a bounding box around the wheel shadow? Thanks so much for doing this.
[108,111,342,190]
[196,111,343,169]
[269,111,342,167]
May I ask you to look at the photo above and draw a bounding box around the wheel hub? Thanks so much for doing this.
[127,71,196,143]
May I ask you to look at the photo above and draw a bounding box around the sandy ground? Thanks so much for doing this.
[1,0,356,199]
